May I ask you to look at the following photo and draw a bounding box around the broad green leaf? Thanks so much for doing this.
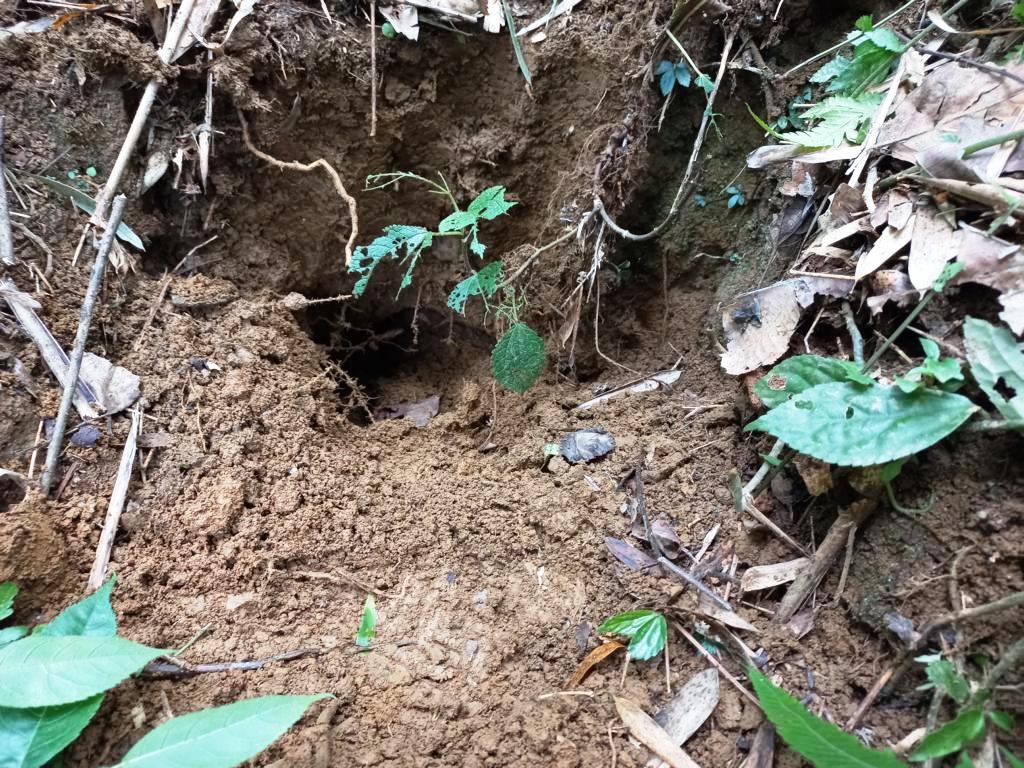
[749,669,907,768]
[597,610,667,661]
[28,175,145,250]
[656,60,676,96]
[810,56,852,85]
[492,322,545,394]
[755,355,865,409]
[923,659,969,704]
[355,595,376,648]
[39,578,117,638]
[0,636,167,708]
[963,317,1024,422]
[782,94,882,148]
[825,40,899,95]
[0,583,16,622]
[437,210,478,233]
[0,695,103,768]
[910,709,985,761]
[467,186,516,221]
[0,626,28,647]
[745,382,977,467]
[695,73,714,95]
[114,694,331,768]
[953,753,974,768]
[989,710,1015,732]
[447,261,502,315]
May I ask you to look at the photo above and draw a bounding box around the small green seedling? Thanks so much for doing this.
[693,193,707,208]
[725,185,746,209]
[381,21,396,38]
[895,339,964,394]
[0,578,328,768]
[750,668,907,767]
[597,610,667,661]
[355,594,377,648]
[772,87,813,131]
[655,60,692,96]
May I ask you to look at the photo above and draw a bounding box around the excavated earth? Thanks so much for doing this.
[0,0,1021,765]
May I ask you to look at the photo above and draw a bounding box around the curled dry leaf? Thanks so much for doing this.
[867,269,917,314]
[605,537,660,574]
[574,370,681,411]
[171,0,221,60]
[374,395,440,427]
[697,595,758,633]
[721,277,854,375]
[614,696,703,768]
[740,558,810,593]
[855,215,916,280]
[565,640,623,688]
[648,668,720,768]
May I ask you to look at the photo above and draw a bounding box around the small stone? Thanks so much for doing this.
[225,592,255,611]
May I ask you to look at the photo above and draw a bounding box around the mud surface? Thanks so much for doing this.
[1,0,1022,766]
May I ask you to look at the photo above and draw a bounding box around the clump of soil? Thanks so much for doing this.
[1,1,1021,766]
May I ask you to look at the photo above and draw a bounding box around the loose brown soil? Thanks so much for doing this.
[1,1,1021,766]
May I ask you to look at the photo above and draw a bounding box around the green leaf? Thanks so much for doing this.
[810,55,852,85]
[0,636,167,708]
[910,709,986,761]
[447,261,503,315]
[355,595,376,648]
[468,186,516,221]
[963,317,1024,422]
[755,355,866,409]
[492,322,545,394]
[499,0,532,88]
[0,626,28,647]
[1000,747,1024,768]
[673,62,691,88]
[989,710,1015,732]
[923,659,970,704]
[782,94,882,148]
[745,382,977,467]
[349,225,432,297]
[0,695,104,768]
[437,210,478,233]
[749,668,907,768]
[597,610,667,661]
[114,695,331,768]
[656,60,676,96]
[953,753,974,768]
[825,41,899,95]
[39,578,117,638]
[381,20,396,37]
[28,175,145,251]
[695,73,714,95]
[0,582,16,622]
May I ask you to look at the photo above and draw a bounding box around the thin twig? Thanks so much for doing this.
[237,109,359,266]
[0,116,15,266]
[40,195,128,496]
[913,44,1024,87]
[841,301,864,366]
[132,273,172,351]
[592,30,736,242]
[88,406,141,590]
[673,621,761,708]
[497,228,576,290]
[144,648,321,677]
[369,0,377,138]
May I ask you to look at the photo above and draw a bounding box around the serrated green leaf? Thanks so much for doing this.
[827,41,898,94]
[782,94,882,148]
[924,659,970,704]
[989,710,1015,732]
[1001,747,1024,768]
[0,636,167,708]
[492,322,544,394]
[114,695,331,768]
[447,261,502,315]
[437,210,478,233]
[695,73,714,95]
[862,27,903,52]
[0,626,28,647]
[749,669,907,768]
[468,186,516,221]
[349,225,432,297]
[755,355,865,409]
[0,582,16,623]
[28,175,145,251]
[0,695,104,768]
[810,55,852,84]
[963,317,1024,422]
[910,709,986,761]
[745,383,977,467]
[674,62,691,88]
[597,610,667,661]
[355,595,376,648]
[39,578,117,638]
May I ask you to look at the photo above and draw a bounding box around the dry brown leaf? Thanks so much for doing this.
[648,669,720,768]
[909,206,957,289]
[574,370,681,411]
[867,269,918,314]
[917,144,985,183]
[952,225,1024,334]
[697,595,758,632]
[740,558,810,593]
[720,278,854,375]
[614,697,703,768]
[171,0,221,61]
[794,455,832,496]
[855,216,916,280]
[741,722,775,768]
[566,640,623,688]
[746,143,860,169]
[827,183,865,224]
[818,217,875,247]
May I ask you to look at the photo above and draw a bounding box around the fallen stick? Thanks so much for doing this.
[40,195,128,496]
[87,406,140,591]
[0,115,15,266]
[143,647,321,677]
[237,108,359,266]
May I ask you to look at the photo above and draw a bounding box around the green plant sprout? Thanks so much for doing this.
[725,185,746,208]
[0,578,328,768]
[597,610,667,661]
[349,172,546,393]
[355,594,377,648]
[655,60,692,96]
[895,339,964,394]
[772,87,813,132]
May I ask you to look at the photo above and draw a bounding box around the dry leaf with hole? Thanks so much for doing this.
[565,640,623,688]
[721,277,854,375]
[908,205,957,289]
[740,558,810,592]
[952,225,1024,334]
[614,697,703,768]
[855,216,916,280]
